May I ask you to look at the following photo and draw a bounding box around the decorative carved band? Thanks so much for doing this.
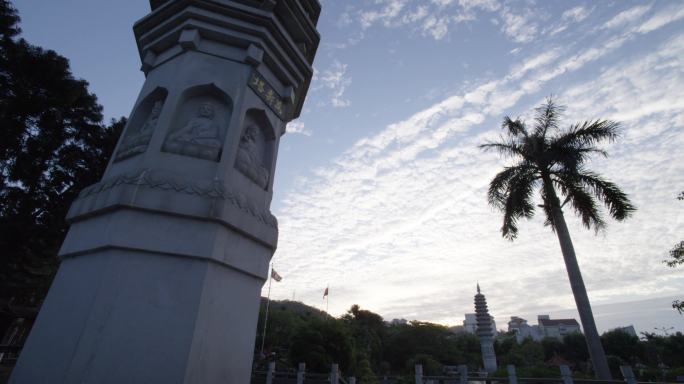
[79,169,277,228]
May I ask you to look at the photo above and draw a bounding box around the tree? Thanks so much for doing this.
[664,192,683,313]
[480,98,635,379]
[541,337,564,361]
[289,318,355,373]
[0,0,124,305]
[343,304,386,369]
[601,329,640,364]
[562,333,590,365]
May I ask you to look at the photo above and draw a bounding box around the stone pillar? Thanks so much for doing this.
[507,365,518,384]
[330,364,340,384]
[266,362,276,384]
[560,365,574,384]
[620,365,637,384]
[297,363,306,384]
[10,1,320,383]
[458,364,468,384]
[415,364,423,384]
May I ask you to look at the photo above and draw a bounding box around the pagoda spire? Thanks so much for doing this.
[474,284,497,373]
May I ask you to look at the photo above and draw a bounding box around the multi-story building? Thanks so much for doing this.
[537,315,581,339]
[507,315,580,342]
[610,325,637,337]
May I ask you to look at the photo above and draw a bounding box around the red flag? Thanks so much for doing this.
[323,287,329,298]
[271,269,282,282]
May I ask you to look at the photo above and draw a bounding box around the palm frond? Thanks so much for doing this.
[480,97,635,242]
[553,176,606,231]
[487,164,535,208]
[489,165,538,240]
[479,139,526,160]
[576,171,635,221]
[502,116,528,138]
[551,120,620,150]
[548,146,608,171]
[555,170,635,221]
[533,97,565,138]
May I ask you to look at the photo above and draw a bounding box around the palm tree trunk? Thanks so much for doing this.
[548,195,612,379]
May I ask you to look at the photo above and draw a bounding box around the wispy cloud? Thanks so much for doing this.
[637,3,684,33]
[500,7,538,43]
[269,8,684,327]
[314,61,352,108]
[602,4,651,30]
[562,6,589,23]
[547,5,590,36]
[359,0,408,29]
[286,120,312,136]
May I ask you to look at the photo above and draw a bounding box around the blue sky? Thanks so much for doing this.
[14,0,684,333]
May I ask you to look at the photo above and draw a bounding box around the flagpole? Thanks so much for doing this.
[259,265,274,357]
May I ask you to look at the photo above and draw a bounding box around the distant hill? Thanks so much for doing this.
[259,298,329,319]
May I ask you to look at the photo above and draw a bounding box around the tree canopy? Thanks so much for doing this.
[0,0,124,304]
[665,191,683,313]
[480,98,635,239]
[254,300,684,381]
[480,97,635,380]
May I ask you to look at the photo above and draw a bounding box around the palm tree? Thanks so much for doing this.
[480,98,635,380]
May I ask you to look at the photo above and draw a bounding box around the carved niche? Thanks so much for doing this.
[234,109,275,190]
[163,84,232,161]
[114,88,167,162]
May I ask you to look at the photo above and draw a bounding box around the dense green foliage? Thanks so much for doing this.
[665,192,683,313]
[0,0,124,305]
[254,301,684,381]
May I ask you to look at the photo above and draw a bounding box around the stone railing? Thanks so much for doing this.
[415,363,666,384]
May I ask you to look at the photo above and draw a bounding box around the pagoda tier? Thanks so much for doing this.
[474,284,498,373]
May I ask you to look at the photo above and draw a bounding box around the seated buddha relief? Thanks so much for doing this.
[115,99,164,161]
[163,98,229,161]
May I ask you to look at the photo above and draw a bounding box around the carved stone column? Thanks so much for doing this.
[10,1,320,383]
[475,284,498,373]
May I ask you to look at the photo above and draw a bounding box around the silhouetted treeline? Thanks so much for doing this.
[0,0,124,339]
[255,300,684,381]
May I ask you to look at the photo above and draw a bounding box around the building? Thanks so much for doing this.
[464,313,496,337]
[464,313,478,333]
[611,325,637,337]
[537,315,581,339]
[507,316,542,342]
[507,315,580,342]
[390,318,408,326]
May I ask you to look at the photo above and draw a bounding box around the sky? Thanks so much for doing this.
[13,0,684,334]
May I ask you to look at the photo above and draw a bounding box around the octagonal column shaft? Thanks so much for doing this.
[10,1,320,383]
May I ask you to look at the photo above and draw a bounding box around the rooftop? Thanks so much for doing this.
[539,318,580,327]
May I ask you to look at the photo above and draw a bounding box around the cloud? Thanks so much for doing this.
[332,0,510,43]
[268,4,684,328]
[421,15,450,39]
[500,8,538,43]
[359,0,408,29]
[547,5,590,35]
[602,5,651,30]
[637,4,684,34]
[315,61,352,108]
[286,120,312,136]
[562,6,589,23]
